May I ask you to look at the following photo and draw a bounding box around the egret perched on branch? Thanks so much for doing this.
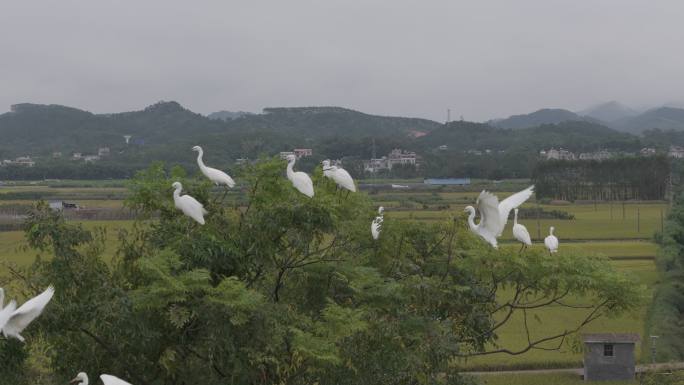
[1,285,55,342]
[545,226,559,254]
[172,182,208,225]
[286,154,314,198]
[70,372,134,385]
[371,206,384,240]
[322,160,356,193]
[512,208,532,253]
[192,145,235,188]
[464,185,534,248]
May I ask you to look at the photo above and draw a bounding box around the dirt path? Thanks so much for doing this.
[464,362,684,376]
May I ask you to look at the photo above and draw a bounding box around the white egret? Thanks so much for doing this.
[0,300,16,334]
[286,154,314,198]
[1,285,55,342]
[322,160,356,193]
[512,208,532,252]
[544,226,559,254]
[371,206,384,240]
[70,372,134,385]
[172,182,208,225]
[464,185,534,248]
[192,145,235,188]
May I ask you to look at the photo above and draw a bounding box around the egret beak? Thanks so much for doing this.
[69,378,80,384]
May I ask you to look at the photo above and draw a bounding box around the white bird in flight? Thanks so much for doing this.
[322,160,356,193]
[544,226,559,254]
[1,285,55,342]
[172,182,208,225]
[464,185,534,248]
[512,208,532,252]
[192,145,235,188]
[286,154,314,198]
[70,372,133,385]
[371,206,384,240]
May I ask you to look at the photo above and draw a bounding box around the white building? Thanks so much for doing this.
[669,146,684,158]
[542,148,576,160]
[578,149,614,161]
[293,148,313,158]
[279,151,295,160]
[364,149,418,172]
[3,156,35,167]
[98,147,110,157]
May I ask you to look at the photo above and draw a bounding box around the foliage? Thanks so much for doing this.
[0,158,641,384]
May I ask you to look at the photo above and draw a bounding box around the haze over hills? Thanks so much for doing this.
[488,108,596,129]
[578,101,638,122]
[490,103,684,133]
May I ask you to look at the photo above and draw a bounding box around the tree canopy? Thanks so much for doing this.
[0,159,641,384]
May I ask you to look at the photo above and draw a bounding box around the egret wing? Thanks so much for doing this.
[293,172,314,197]
[179,195,206,224]
[0,300,17,331]
[333,168,356,192]
[4,286,54,336]
[206,167,235,188]
[100,374,134,385]
[476,190,502,237]
[497,186,534,235]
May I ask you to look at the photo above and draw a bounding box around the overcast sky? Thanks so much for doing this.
[1,1,683,122]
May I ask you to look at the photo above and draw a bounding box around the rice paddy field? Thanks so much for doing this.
[0,179,666,379]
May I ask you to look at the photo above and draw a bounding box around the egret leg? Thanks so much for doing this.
[518,243,524,254]
[345,190,350,199]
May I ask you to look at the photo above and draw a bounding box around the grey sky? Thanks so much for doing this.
[1,0,683,122]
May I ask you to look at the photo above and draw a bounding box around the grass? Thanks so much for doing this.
[472,372,636,384]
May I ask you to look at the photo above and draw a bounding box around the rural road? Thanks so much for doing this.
[463,362,684,376]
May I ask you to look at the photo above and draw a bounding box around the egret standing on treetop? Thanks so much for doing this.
[545,226,559,254]
[172,182,208,225]
[192,145,235,188]
[1,285,55,342]
[464,185,534,248]
[286,154,314,198]
[512,208,532,253]
[371,206,384,240]
[322,160,356,193]
[70,372,134,385]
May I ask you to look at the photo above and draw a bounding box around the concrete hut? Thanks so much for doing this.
[582,333,640,381]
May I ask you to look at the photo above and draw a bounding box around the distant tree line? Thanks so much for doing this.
[533,156,670,201]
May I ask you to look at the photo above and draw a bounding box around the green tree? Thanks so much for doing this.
[2,158,641,385]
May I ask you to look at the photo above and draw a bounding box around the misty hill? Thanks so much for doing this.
[207,110,254,120]
[579,101,637,122]
[418,120,640,153]
[489,108,595,129]
[612,107,684,133]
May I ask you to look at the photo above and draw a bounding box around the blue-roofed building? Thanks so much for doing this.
[423,178,471,185]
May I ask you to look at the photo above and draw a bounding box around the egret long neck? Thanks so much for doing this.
[173,187,182,200]
[196,150,206,170]
[467,210,477,231]
[550,228,554,236]
[513,210,518,225]
[0,288,4,308]
[286,160,295,179]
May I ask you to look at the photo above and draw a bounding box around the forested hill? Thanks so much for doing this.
[417,120,641,152]
[0,102,441,160]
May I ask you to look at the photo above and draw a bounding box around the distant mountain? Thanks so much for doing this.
[489,108,594,129]
[207,110,254,121]
[578,101,637,122]
[613,107,684,133]
[418,120,639,153]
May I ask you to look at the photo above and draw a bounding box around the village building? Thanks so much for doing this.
[293,148,313,158]
[669,146,684,158]
[541,148,576,160]
[582,333,639,382]
[98,147,110,157]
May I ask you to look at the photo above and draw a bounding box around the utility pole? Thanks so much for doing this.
[650,335,659,364]
[446,109,451,124]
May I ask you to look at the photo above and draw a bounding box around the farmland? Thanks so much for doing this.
[0,179,663,379]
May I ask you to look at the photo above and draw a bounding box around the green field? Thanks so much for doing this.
[0,181,664,379]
